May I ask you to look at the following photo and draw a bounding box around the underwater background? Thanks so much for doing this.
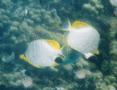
[0,0,117,90]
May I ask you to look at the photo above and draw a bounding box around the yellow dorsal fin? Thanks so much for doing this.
[47,40,61,51]
[71,21,89,29]
[19,54,40,68]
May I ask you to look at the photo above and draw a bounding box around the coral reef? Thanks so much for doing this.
[83,0,104,14]
[0,0,117,90]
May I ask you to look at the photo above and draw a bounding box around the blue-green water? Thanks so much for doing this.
[0,0,117,90]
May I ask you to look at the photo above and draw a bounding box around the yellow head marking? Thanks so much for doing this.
[47,40,61,51]
[71,21,89,29]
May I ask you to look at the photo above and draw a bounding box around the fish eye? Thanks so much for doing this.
[55,57,63,64]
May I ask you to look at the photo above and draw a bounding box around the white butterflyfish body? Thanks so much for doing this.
[66,20,100,59]
[20,39,62,68]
